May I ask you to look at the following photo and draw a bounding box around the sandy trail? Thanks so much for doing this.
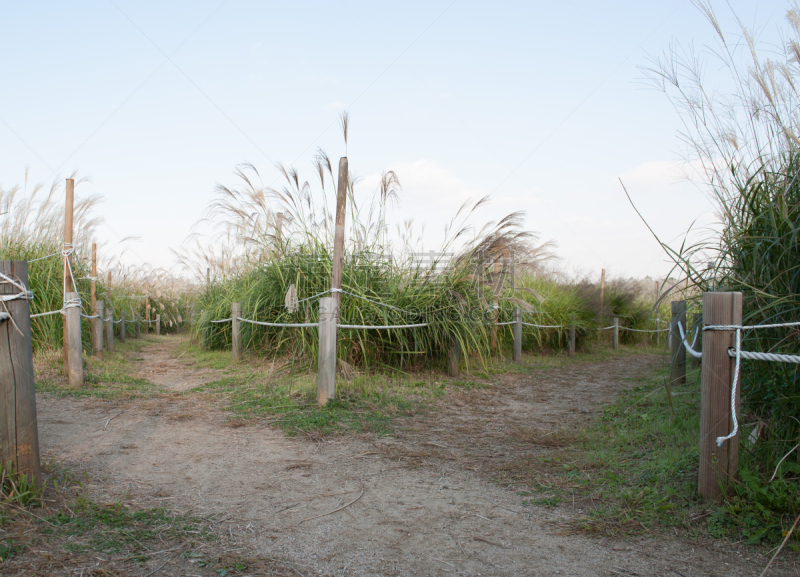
[36,338,793,576]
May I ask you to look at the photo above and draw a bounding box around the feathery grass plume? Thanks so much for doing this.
[180,118,674,371]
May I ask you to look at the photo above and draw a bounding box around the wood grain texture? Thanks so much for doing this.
[448,337,460,378]
[93,300,104,357]
[105,308,114,351]
[317,297,337,406]
[63,179,74,368]
[332,157,348,312]
[568,325,576,358]
[0,261,42,485]
[699,291,742,500]
[65,291,83,387]
[231,303,242,361]
[512,308,522,363]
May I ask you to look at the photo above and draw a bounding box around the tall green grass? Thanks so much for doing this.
[189,156,667,370]
[645,1,800,535]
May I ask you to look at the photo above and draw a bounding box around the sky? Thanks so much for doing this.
[0,0,791,280]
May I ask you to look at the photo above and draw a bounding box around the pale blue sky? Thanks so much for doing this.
[0,1,788,278]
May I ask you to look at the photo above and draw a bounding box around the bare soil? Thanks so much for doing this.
[32,336,798,576]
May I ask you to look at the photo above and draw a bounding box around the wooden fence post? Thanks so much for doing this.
[332,157,348,313]
[231,302,242,361]
[93,300,104,356]
[65,291,83,386]
[512,308,522,363]
[612,316,619,349]
[317,296,337,406]
[316,158,347,407]
[568,324,576,358]
[91,242,97,347]
[670,301,687,386]
[63,178,75,370]
[120,311,126,343]
[447,336,460,377]
[0,261,42,486]
[105,308,114,351]
[699,291,742,499]
[156,314,161,336]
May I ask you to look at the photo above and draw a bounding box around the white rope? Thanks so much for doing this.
[495,321,516,326]
[0,271,34,302]
[716,328,742,448]
[30,310,62,318]
[727,349,800,364]
[622,327,669,333]
[676,321,703,359]
[28,251,60,263]
[296,288,332,304]
[81,313,101,319]
[237,317,319,328]
[522,322,564,329]
[705,321,800,331]
[338,322,428,330]
[0,312,9,321]
[210,318,232,323]
[598,325,616,330]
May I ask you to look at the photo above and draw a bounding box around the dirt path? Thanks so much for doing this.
[36,339,794,576]
[133,335,225,391]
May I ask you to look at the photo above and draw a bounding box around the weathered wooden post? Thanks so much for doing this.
[699,292,742,499]
[317,157,348,407]
[120,310,126,343]
[65,292,83,386]
[0,260,42,486]
[91,243,97,346]
[447,337,460,377]
[512,308,522,363]
[231,302,242,361]
[105,308,114,351]
[670,301,687,386]
[317,296,337,406]
[63,178,75,370]
[156,314,161,336]
[568,324,576,358]
[93,300,104,356]
[612,316,619,350]
[331,157,348,313]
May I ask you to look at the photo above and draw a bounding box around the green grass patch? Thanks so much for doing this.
[42,497,207,560]
[34,339,161,399]
[193,369,454,436]
[535,361,800,547]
